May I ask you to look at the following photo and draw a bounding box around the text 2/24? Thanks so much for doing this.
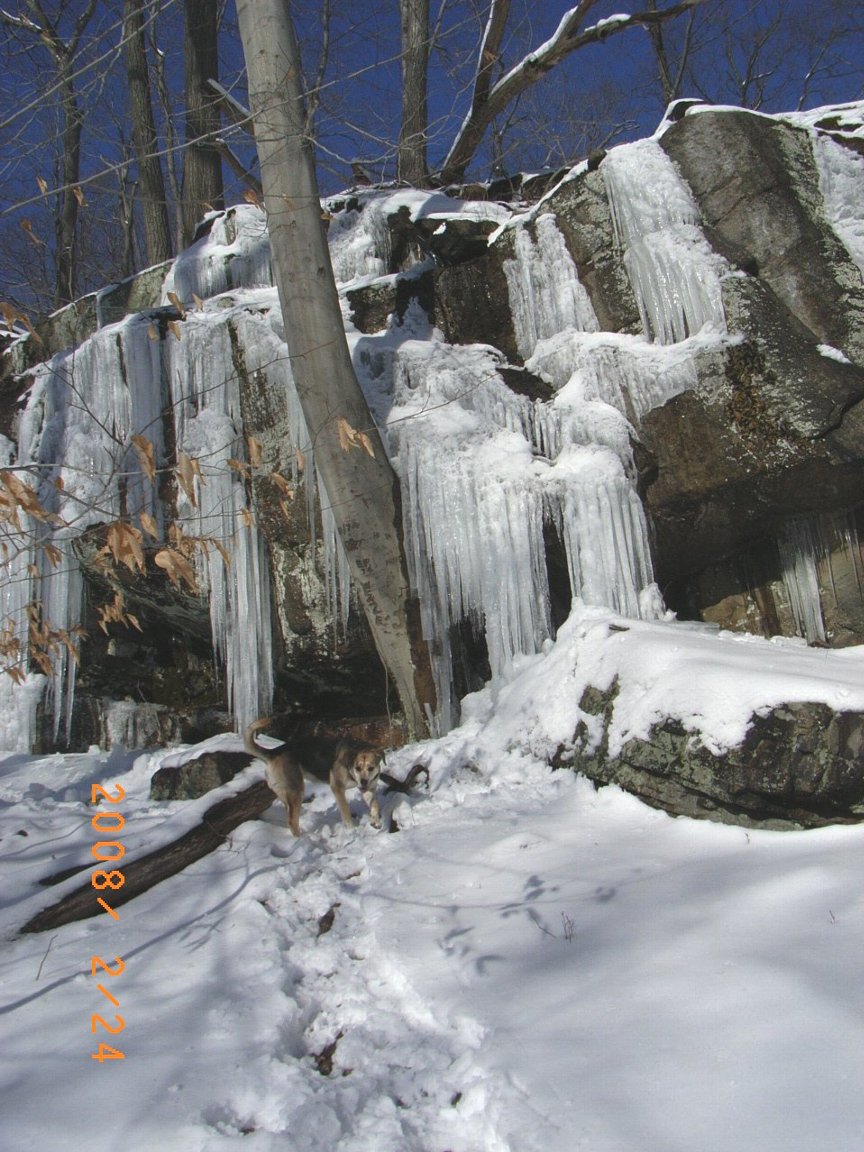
[90,782,126,1062]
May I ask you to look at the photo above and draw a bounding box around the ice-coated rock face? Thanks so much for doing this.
[3,102,864,754]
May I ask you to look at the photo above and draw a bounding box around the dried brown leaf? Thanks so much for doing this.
[176,453,202,506]
[270,471,293,496]
[167,291,187,320]
[105,521,145,574]
[336,417,375,459]
[42,542,62,568]
[210,538,231,567]
[154,547,198,593]
[20,219,44,246]
[131,434,156,482]
[247,436,263,468]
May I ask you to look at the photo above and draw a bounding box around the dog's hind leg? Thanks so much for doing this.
[285,792,302,837]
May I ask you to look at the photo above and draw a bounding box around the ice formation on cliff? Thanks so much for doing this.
[3,106,860,746]
[602,138,727,344]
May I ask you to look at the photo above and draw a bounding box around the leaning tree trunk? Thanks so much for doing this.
[181,0,224,246]
[397,0,430,185]
[123,0,173,266]
[235,0,436,739]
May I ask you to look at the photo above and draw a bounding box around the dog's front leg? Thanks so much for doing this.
[330,778,355,828]
[364,790,381,829]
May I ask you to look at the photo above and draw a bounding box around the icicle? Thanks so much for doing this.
[503,214,599,359]
[548,446,654,619]
[382,336,660,729]
[162,206,273,304]
[10,322,153,743]
[811,133,864,280]
[0,437,43,752]
[328,195,393,284]
[166,310,275,731]
[777,519,827,645]
[103,700,174,749]
[602,139,727,343]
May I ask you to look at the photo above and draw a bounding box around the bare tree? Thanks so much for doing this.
[0,0,98,306]
[640,0,864,115]
[181,0,224,245]
[235,0,436,738]
[436,0,705,185]
[643,0,698,105]
[122,0,172,265]
[397,0,431,184]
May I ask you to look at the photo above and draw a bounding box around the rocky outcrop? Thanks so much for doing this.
[371,106,864,649]
[150,750,254,800]
[7,101,864,812]
[568,681,864,829]
[660,110,864,365]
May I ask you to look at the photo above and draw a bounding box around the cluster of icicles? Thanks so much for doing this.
[0,132,846,748]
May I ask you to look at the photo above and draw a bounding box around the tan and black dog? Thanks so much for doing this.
[244,718,383,836]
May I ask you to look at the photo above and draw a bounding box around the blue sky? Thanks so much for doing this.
[0,0,861,309]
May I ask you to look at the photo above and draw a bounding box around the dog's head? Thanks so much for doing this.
[348,749,382,792]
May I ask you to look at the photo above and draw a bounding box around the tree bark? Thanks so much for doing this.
[181,0,224,246]
[123,0,173,266]
[54,65,83,306]
[397,0,430,185]
[235,0,436,738]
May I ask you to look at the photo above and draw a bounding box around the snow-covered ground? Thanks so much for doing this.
[3,605,864,1152]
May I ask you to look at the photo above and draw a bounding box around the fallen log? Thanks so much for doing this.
[22,762,430,935]
[20,778,274,935]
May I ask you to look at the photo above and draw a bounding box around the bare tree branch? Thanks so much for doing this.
[437,0,706,184]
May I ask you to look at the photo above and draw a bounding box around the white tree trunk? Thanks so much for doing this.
[236,0,435,738]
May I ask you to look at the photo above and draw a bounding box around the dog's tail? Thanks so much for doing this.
[244,717,282,764]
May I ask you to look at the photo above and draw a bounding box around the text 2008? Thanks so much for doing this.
[90,782,127,1063]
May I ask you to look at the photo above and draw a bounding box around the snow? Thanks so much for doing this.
[4,604,864,1150]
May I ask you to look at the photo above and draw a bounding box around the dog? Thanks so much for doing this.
[244,717,383,835]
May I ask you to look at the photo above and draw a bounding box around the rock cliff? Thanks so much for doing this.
[3,100,864,827]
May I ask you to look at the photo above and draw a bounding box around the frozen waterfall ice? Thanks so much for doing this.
[0,143,751,745]
[602,139,727,344]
